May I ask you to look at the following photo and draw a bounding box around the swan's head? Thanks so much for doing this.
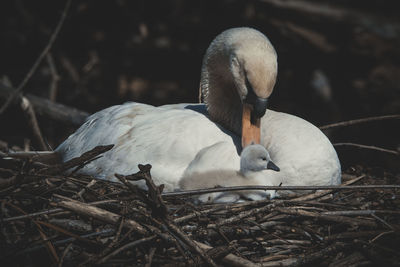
[229,35,277,117]
[200,27,277,145]
[240,144,280,174]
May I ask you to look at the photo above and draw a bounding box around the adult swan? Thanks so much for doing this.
[56,27,341,193]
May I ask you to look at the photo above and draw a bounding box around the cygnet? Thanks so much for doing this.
[179,144,280,203]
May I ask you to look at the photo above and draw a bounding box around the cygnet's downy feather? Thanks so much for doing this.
[179,144,280,203]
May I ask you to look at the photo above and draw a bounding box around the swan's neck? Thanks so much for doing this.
[201,60,242,135]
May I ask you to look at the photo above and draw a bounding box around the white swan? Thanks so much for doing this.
[56,27,341,193]
[179,143,280,203]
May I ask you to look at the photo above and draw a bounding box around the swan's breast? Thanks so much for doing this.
[261,110,341,186]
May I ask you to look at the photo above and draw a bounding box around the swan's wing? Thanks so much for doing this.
[182,141,240,177]
[56,102,239,191]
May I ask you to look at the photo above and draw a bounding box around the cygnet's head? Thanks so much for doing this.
[240,144,280,174]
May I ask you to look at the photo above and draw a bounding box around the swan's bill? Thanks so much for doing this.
[242,103,261,148]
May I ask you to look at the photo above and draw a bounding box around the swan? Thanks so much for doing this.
[179,143,280,203]
[56,27,341,193]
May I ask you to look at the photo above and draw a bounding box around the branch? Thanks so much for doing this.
[3,201,60,264]
[319,114,400,130]
[334,142,399,156]
[0,0,72,114]
[96,235,157,264]
[275,207,377,227]
[163,220,218,267]
[57,200,147,235]
[291,175,365,201]
[261,0,400,39]
[20,96,48,150]
[116,164,168,218]
[162,184,400,198]
[28,93,89,126]
[39,144,113,175]
[195,241,259,267]
[0,83,89,127]
[46,53,60,102]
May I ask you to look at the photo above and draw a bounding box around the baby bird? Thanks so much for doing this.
[178,144,280,203]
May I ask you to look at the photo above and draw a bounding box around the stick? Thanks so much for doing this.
[58,243,72,267]
[145,247,156,267]
[162,184,400,198]
[39,144,113,175]
[207,202,280,229]
[2,199,118,222]
[262,242,347,267]
[0,0,72,114]
[16,229,115,255]
[0,83,89,127]
[116,164,168,218]
[20,96,48,150]
[3,201,60,264]
[174,205,228,224]
[260,0,400,39]
[163,220,218,267]
[319,114,400,130]
[291,175,365,201]
[46,53,60,102]
[195,241,260,267]
[76,179,97,200]
[97,235,157,264]
[321,210,400,216]
[28,93,89,126]
[333,143,399,156]
[324,231,383,241]
[276,207,377,227]
[57,200,147,235]
[1,208,63,222]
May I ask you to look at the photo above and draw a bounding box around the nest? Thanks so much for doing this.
[1,145,399,266]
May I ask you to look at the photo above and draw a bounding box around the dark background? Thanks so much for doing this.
[0,0,399,168]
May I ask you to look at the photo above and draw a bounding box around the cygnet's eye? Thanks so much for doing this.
[261,157,267,161]
[231,55,239,66]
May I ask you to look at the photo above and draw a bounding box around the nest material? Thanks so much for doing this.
[1,146,399,266]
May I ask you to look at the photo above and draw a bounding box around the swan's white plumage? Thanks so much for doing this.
[57,103,239,191]
[56,27,341,197]
[260,110,341,187]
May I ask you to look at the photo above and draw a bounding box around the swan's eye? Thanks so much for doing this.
[261,157,267,161]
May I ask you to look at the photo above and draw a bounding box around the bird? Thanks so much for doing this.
[179,143,280,203]
[56,27,341,194]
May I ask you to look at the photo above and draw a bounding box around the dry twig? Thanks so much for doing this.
[56,200,147,235]
[334,142,399,155]
[319,114,400,130]
[0,0,72,114]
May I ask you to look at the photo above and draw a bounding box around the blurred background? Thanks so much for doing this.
[0,0,399,169]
